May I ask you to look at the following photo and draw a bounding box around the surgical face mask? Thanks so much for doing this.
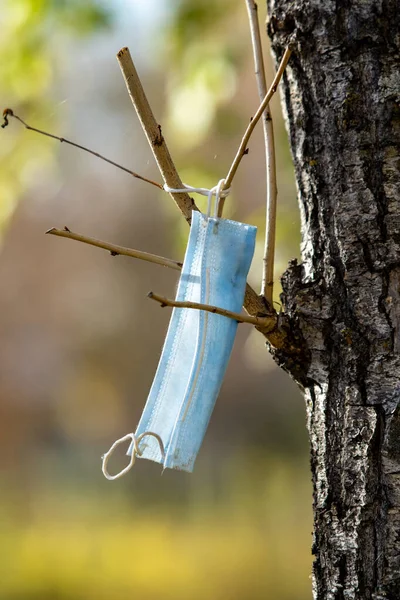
[102,206,256,477]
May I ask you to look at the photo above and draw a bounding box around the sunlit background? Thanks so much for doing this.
[0,1,312,598]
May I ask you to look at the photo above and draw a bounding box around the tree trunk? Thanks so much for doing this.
[266,1,400,598]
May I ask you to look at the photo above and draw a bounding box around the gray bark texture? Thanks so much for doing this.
[265,0,400,598]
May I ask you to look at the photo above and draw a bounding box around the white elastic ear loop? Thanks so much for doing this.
[165,183,216,196]
[206,187,214,219]
[213,179,226,218]
[205,179,227,219]
[101,431,165,480]
[163,181,230,220]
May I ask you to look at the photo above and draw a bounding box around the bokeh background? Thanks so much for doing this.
[0,1,312,598]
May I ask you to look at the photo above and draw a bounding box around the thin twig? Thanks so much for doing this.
[218,45,291,216]
[46,227,182,270]
[245,0,277,304]
[1,109,162,190]
[117,47,197,224]
[148,291,276,329]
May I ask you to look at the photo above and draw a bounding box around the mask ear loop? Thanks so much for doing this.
[102,432,165,480]
[163,181,230,220]
[206,187,214,220]
[205,179,228,220]
[214,179,227,219]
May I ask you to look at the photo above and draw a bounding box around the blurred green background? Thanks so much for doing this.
[0,1,311,598]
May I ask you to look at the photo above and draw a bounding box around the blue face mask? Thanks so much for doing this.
[102,198,256,477]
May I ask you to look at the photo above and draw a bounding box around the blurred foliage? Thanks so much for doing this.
[0,0,111,236]
[164,0,245,147]
[1,458,311,600]
[168,0,233,59]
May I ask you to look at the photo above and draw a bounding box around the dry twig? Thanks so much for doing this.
[1,109,162,190]
[148,291,276,329]
[245,0,278,304]
[217,45,291,216]
[46,227,182,270]
[117,47,197,224]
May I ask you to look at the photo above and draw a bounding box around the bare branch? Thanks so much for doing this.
[2,109,162,190]
[46,227,182,270]
[148,291,276,329]
[218,45,292,216]
[117,47,198,225]
[116,47,278,331]
[3,61,302,356]
[245,0,278,304]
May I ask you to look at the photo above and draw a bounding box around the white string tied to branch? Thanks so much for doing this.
[164,179,230,218]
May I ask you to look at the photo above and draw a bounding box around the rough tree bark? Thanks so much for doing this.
[265,0,400,598]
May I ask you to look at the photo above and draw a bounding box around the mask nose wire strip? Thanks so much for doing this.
[102,432,165,480]
[163,180,230,219]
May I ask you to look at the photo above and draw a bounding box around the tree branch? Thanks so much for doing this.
[116,47,197,225]
[1,109,162,190]
[116,47,279,331]
[217,45,291,216]
[245,0,278,305]
[148,291,276,329]
[46,227,182,270]
[2,53,305,359]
